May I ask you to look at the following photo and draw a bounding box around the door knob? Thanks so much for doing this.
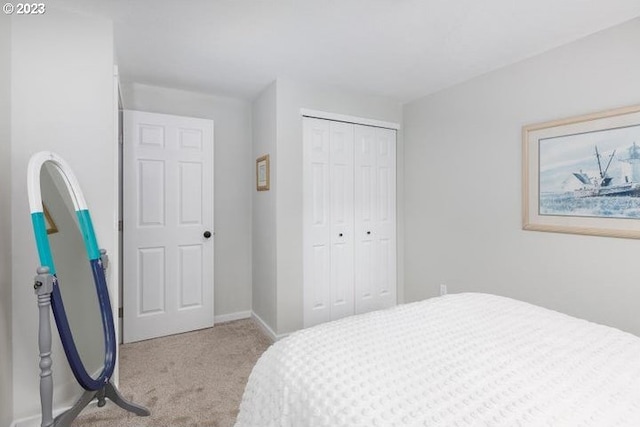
[339,233,343,237]
[203,231,212,239]
[366,231,371,235]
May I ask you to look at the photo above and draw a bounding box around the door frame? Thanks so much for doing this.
[113,65,122,383]
[300,108,401,130]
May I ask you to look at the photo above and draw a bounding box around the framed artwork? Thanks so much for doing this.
[256,154,270,191]
[523,104,640,239]
[43,204,58,234]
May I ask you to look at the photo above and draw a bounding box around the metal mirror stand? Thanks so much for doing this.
[33,251,150,427]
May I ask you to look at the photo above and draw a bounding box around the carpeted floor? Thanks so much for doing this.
[73,319,272,427]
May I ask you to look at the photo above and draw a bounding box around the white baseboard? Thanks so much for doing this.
[12,413,44,427]
[11,377,93,427]
[250,312,277,342]
[214,310,251,324]
[250,312,290,342]
[10,400,99,427]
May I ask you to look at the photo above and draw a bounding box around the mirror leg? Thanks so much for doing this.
[35,267,55,427]
[104,381,151,416]
[52,390,96,427]
[96,387,106,407]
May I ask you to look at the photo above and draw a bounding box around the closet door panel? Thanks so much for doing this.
[374,127,397,309]
[354,125,378,314]
[329,122,355,321]
[303,118,332,327]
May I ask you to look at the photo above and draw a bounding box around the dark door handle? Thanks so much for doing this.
[366,231,371,235]
[204,231,212,239]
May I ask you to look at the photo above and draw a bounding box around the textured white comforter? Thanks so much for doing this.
[236,293,640,426]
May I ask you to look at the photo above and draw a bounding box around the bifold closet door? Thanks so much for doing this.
[354,125,397,314]
[303,118,355,328]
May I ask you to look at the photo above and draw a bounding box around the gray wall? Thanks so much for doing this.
[0,13,13,427]
[122,82,253,320]
[251,82,278,333]
[404,18,640,336]
[275,78,403,334]
[11,8,116,420]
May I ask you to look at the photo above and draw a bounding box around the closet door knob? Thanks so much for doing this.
[204,231,212,239]
[366,231,371,235]
[339,233,343,237]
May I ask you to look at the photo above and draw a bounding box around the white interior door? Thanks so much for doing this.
[303,118,355,327]
[354,125,377,314]
[329,121,354,321]
[355,125,396,313]
[372,126,397,310]
[304,117,396,328]
[303,118,332,327]
[123,110,214,343]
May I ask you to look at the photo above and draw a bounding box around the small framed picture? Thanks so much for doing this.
[256,154,270,191]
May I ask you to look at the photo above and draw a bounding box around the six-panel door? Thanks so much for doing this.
[354,125,397,314]
[123,110,214,343]
[303,118,356,327]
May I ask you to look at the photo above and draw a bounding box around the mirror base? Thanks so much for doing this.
[53,381,150,427]
[37,267,150,427]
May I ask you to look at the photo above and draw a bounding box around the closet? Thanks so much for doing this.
[303,116,397,328]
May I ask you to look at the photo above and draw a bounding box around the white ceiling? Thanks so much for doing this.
[57,0,640,103]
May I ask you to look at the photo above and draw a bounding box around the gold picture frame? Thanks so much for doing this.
[256,154,270,191]
[43,204,58,235]
[523,104,640,239]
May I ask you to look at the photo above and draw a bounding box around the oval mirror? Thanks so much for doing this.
[28,152,115,390]
[28,152,149,425]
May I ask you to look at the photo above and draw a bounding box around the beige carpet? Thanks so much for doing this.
[73,319,272,427]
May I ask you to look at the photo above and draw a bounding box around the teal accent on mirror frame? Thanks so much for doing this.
[31,212,57,275]
[76,209,100,261]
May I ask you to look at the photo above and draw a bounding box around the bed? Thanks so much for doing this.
[235,293,640,426]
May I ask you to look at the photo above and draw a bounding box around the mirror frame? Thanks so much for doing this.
[28,151,116,391]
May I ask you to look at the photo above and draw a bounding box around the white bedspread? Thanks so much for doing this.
[236,293,640,426]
